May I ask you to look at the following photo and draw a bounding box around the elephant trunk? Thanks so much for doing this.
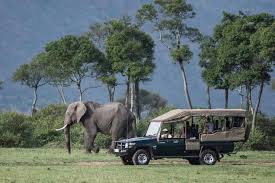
[64,126,71,154]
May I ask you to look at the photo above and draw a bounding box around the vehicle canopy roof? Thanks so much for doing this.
[151,109,247,123]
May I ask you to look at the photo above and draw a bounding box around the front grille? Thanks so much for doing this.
[116,142,126,149]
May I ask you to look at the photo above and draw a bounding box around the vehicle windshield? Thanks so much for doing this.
[145,121,161,136]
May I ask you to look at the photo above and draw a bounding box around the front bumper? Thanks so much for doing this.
[114,148,136,156]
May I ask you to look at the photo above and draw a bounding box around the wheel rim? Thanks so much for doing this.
[203,153,215,164]
[137,153,148,164]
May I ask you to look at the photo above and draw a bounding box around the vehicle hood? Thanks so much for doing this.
[116,136,156,143]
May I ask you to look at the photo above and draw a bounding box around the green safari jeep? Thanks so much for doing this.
[114,109,249,165]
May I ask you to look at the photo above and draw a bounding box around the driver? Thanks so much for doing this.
[161,128,172,138]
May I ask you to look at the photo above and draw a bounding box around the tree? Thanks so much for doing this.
[87,22,121,102]
[12,53,48,115]
[45,35,105,101]
[136,0,201,109]
[199,36,217,109]
[106,25,155,119]
[117,88,167,114]
[249,21,275,129]
[204,12,274,130]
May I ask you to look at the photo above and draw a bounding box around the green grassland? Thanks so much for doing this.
[0,148,275,183]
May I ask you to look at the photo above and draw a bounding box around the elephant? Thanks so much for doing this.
[56,101,136,154]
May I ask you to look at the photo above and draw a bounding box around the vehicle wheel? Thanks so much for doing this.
[132,149,150,165]
[199,149,217,165]
[120,156,134,165]
[187,158,201,165]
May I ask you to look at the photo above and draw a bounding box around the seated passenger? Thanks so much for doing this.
[204,117,214,133]
[161,128,172,138]
[189,124,199,139]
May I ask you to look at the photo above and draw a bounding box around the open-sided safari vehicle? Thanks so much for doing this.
[114,109,249,165]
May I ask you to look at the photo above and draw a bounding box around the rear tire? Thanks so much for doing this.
[132,149,150,165]
[187,158,201,165]
[120,156,134,165]
[199,149,217,165]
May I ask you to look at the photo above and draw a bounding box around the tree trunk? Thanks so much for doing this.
[245,84,250,111]
[247,86,254,115]
[125,76,130,109]
[31,87,38,116]
[206,85,212,109]
[57,86,67,104]
[252,81,264,131]
[77,82,83,102]
[107,85,116,102]
[134,80,140,121]
[224,88,229,109]
[178,61,193,109]
[130,83,134,113]
[239,86,243,108]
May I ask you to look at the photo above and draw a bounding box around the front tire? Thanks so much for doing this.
[132,149,150,165]
[199,149,217,165]
[120,156,134,165]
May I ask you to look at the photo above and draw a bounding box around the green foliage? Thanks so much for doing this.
[30,104,67,147]
[170,45,193,64]
[0,112,33,147]
[12,52,48,88]
[45,35,105,99]
[106,26,155,81]
[95,134,112,148]
[242,128,265,150]
[136,0,201,45]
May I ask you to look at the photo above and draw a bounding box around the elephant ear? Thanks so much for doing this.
[76,102,87,123]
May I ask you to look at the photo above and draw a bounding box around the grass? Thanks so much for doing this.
[0,148,275,183]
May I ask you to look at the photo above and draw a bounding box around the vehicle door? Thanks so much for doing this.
[156,138,185,157]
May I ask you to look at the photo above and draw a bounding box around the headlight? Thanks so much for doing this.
[125,142,136,148]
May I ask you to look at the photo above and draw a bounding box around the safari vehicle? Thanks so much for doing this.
[114,109,249,165]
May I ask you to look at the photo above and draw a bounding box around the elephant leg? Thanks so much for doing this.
[84,131,92,153]
[84,123,99,153]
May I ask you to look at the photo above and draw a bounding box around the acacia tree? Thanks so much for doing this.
[136,0,201,109]
[199,36,217,109]
[106,25,155,119]
[12,53,48,115]
[87,21,123,102]
[45,35,105,101]
[43,53,71,104]
[249,21,275,129]
[203,12,274,130]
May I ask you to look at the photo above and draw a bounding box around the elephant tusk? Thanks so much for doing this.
[55,124,68,131]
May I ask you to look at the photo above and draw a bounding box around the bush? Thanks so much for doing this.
[242,128,266,150]
[30,104,67,147]
[95,134,112,149]
[0,112,33,147]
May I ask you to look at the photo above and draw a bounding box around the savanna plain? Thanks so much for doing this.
[0,148,274,183]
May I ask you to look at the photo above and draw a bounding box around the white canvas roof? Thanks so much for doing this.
[151,109,246,123]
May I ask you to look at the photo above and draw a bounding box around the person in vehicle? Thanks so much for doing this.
[204,117,214,133]
[161,128,172,138]
[189,124,198,139]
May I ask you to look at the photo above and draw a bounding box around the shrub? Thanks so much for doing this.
[95,134,112,149]
[30,104,67,147]
[0,112,33,147]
